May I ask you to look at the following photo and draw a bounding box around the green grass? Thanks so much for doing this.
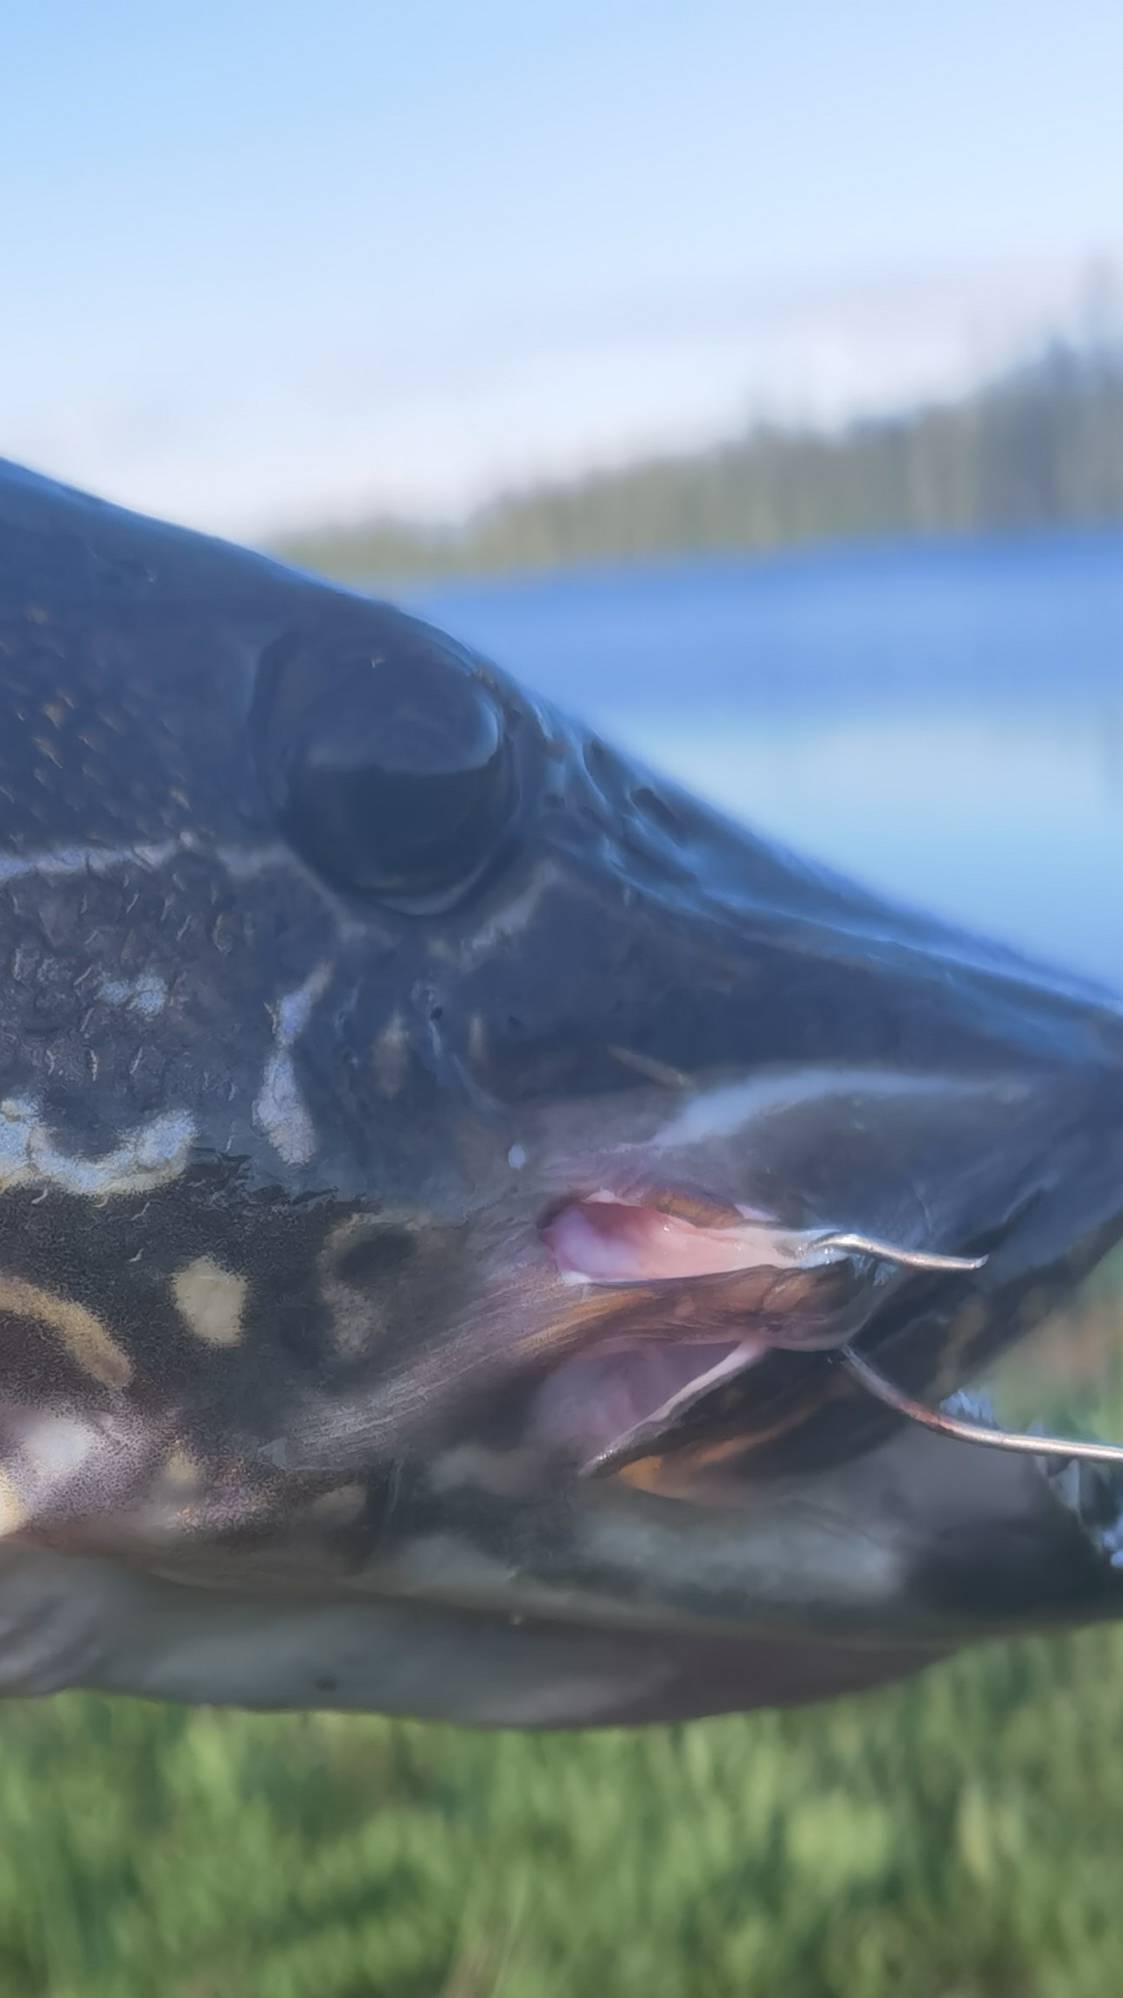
[2,1624,1123,1998]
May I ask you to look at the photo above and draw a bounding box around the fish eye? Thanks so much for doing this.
[255,620,517,906]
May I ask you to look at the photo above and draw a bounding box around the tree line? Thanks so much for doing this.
[276,334,1123,582]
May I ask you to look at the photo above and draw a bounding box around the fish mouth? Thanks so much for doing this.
[527,1181,990,1478]
[512,1034,1123,1492]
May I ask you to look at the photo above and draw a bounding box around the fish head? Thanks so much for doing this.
[2,457,1123,1724]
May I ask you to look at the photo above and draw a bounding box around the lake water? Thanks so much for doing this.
[405,529,1123,994]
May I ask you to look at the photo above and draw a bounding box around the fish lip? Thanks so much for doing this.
[537,1180,748,1228]
[537,1186,810,1293]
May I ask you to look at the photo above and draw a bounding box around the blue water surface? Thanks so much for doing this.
[404,530,1123,992]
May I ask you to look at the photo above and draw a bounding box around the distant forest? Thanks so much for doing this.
[276,335,1123,582]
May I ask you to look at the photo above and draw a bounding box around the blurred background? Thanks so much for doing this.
[3,3,1123,1993]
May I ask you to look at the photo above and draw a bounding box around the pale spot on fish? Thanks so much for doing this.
[0,1097,195,1198]
[254,964,331,1166]
[0,1469,27,1539]
[0,1274,132,1389]
[507,1143,528,1170]
[373,1012,410,1098]
[304,1483,367,1527]
[163,1445,202,1487]
[172,1257,248,1346]
[0,838,179,886]
[23,1417,101,1484]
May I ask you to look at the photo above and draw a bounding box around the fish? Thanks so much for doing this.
[0,453,1121,1726]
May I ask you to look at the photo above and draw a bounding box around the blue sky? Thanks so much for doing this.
[4,0,1122,533]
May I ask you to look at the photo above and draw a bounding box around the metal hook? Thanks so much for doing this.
[840,1343,1123,1468]
[814,1232,987,1274]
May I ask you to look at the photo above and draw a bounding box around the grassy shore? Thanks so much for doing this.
[0,1605,1121,1994]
